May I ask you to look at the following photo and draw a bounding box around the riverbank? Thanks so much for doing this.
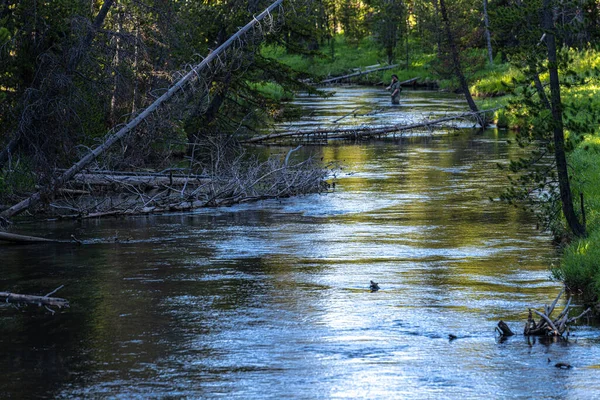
[552,135,600,304]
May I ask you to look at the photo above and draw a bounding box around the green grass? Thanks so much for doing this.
[261,35,436,84]
[249,82,295,102]
[551,131,600,302]
[470,64,523,97]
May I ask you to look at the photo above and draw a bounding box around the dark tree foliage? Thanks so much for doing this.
[0,0,317,187]
[491,0,597,237]
[369,0,406,63]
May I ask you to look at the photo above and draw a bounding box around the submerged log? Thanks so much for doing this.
[0,231,61,244]
[496,320,515,336]
[0,291,69,308]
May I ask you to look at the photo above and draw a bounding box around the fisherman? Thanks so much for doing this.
[386,74,402,105]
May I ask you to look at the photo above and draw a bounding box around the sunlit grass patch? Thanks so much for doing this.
[553,230,600,301]
[249,82,294,102]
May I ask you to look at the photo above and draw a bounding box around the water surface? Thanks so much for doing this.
[2,87,599,399]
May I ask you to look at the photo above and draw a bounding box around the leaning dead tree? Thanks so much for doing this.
[0,0,284,222]
[243,108,498,144]
[0,231,62,244]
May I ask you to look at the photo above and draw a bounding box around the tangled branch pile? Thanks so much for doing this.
[46,140,332,219]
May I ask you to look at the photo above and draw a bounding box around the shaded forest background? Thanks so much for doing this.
[1,0,600,206]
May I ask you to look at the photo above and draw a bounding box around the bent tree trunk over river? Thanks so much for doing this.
[0,0,284,222]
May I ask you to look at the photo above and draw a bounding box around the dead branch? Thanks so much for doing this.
[0,290,69,309]
[320,65,402,84]
[520,290,591,337]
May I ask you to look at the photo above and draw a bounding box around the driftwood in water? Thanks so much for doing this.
[523,289,590,337]
[70,173,211,188]
[0,0,284,221]
[496,320,515,336]
[0,231,61,244]
[243,109,498,144]
[0,288,69,309]
[320,65,400,84]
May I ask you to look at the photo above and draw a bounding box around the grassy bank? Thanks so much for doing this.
[552,132,600,303]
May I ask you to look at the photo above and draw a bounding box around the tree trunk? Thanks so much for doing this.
[432,0,443,59]
[542,1,586,237]
[0,0,284,220]
[438,0,482,123]
[483,0,493,65]
[109,5,123,126]
[67,0,115,74]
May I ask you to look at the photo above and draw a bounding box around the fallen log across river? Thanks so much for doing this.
[243,108,499,144]
[320,65,401,84]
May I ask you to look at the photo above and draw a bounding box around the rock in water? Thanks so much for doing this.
[370,280,380,292]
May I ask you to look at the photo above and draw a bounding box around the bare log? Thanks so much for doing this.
[70,173,210,188]
[0,292,69,308]
[547,288,564,318]
[0,232,61,244]
[320,65,401,84]
[533,309,560,335]
[521,292,590,337]
[0,0,284,221]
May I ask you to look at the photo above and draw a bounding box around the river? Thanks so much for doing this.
[2,87,600,399]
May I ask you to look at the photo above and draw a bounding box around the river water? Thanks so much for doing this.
[2,87,600,399]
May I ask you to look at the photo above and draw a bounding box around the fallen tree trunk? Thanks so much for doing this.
[0,231,61,244]
[320,65,400,84]
[70,173,211,188]
[0,0,284,221]
[0,291,69,308]
[243,108,498,144]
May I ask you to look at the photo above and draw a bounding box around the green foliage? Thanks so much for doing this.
[338,0,370,44]
[470,64,523,97]
[249,82,294,102]
[370,0,406,64]
[262,35,436,84]
[495,109,510,129]
[552,230,600,302]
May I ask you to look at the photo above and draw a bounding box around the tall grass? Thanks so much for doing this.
[551,130,600,302]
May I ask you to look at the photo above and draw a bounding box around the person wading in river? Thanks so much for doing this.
[386,74,402,105]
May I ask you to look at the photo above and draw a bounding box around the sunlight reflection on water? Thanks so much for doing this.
[3,87,600,399]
